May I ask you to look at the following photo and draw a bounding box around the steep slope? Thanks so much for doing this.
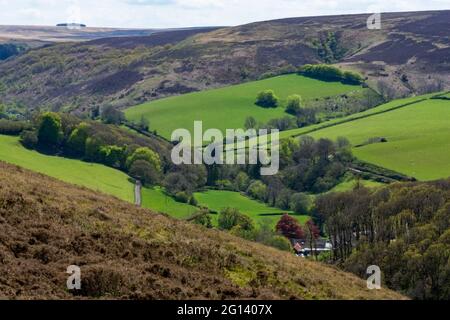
[0,135,134,202]
[0,162,404,300]
[0,11,448,113]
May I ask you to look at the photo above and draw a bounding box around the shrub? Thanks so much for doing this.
[191,211,212,228]
[218,208,254,231]
[129,160,160,186]
[296,107,317,127]
[20,130,38,149]
[266,235,292,252]
[244,116,257,130]
[0,119,29,135]
[266,117,297,131]
[175,191,190,204]
[230,225,255,240]
[290,193,310,214]
[286,95,302,115]
[247,181,268,202]
[189,195,199,206]
[126,147,161,172]
[138,115,150,132]
[234,172,250,191]
[215,179,233,190]
[343,71,364,85]
[77,267,125,298]
[100,105,125,125]
[256,90,279,108]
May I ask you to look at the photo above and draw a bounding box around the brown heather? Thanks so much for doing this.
[0,162,405,300]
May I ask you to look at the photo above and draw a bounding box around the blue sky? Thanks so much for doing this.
[0,0,449,28]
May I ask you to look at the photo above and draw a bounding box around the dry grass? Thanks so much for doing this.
[0,162,405,300]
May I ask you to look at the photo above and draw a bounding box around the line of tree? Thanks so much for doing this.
[299,64,364,85]
[18,112,167,187]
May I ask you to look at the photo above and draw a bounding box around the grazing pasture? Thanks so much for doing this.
[141,186,198,219]
[308,98,450,181]
[194,189,310,228]
[0,135,134,201]
[125,74,364,139]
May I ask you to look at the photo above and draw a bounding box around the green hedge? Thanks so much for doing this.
[299,64,364,85]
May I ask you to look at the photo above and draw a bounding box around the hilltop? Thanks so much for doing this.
[0,10,448,113]
[0,161,404,300]
[0,25,217,46]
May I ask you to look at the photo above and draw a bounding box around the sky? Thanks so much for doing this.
[0,0,449,29]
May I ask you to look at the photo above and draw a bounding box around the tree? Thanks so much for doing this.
[290,193,310,214]
[164,165,207,195]
[85,137,103,162]
[286,94,302,115]
[336,136,351,150]
[100,105,125,125]
[275,188,291,210]
[247,180,268,202]
[126,147,161,172]
[20,130,38,149]
[100,145,126,168]
[276,214,304,239]
[218,208,254,231]
[256,90,279,108]
[174,191,190,203]
[305,220,321,259]
[266,116,296,131]
[244,116,257,130]
[67,122,90,156]
[129,160,160,185]
[253,219,292,251]
[296,107,317,127]
[234,172,250,191]
[138,116,150,132]
[37,112,62,148]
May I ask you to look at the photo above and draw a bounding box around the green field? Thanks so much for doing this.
[328,178,384,193]
[0,135,134,201]
[194,190,310,228]
[141,186,198,219]
[125,74,364,139]
[308,98,450,181]
[277,92,439,140]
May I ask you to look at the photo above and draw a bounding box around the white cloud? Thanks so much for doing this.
[0,0,448,28]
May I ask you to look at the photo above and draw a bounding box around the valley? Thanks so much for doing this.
[0,8,449,302]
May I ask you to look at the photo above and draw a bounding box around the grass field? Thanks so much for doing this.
[328,178,384,193]
[0,135,134,201]
[125,74,364,139]
[308,98,450,181]
[194,190,310,228]
[277,92,439,140]
[141,186,199,219]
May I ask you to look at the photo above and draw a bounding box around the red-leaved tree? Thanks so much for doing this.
[276,214,304,239]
